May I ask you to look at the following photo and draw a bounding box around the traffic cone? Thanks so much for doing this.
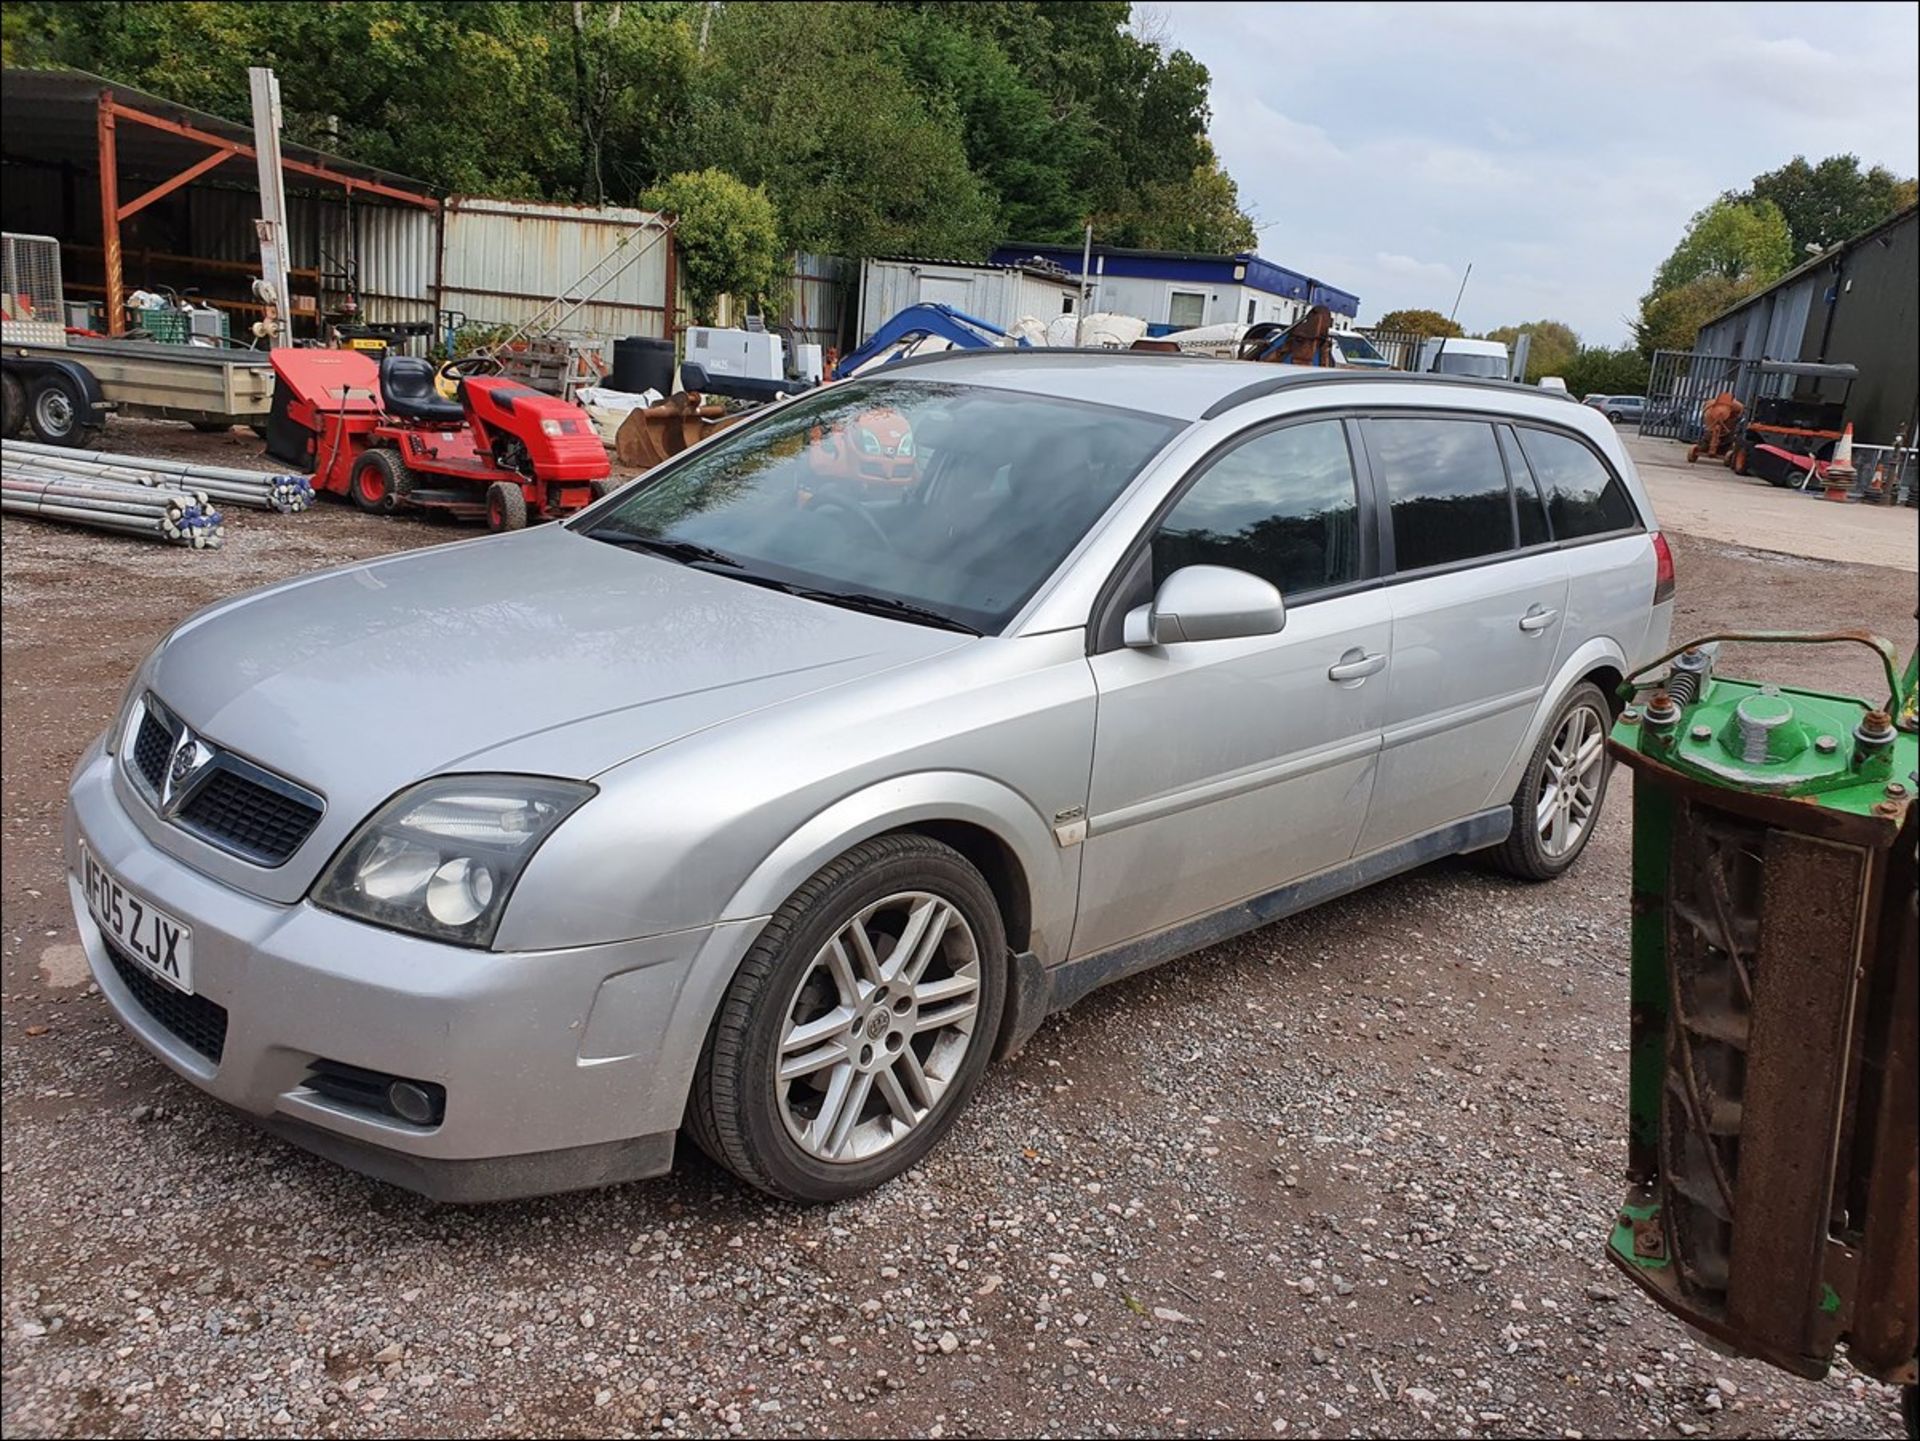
[1823,421,1857,501]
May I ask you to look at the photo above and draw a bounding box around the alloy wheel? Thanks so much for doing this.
[776,891,981,1163]
[1537,702,1606,857]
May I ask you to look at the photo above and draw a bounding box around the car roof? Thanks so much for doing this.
[859,348,1570,422]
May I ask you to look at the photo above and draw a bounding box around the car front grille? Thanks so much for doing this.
[132,708,172,790]
[176,768,324,867]
[124,694,324,867]
[105,939,228,1063]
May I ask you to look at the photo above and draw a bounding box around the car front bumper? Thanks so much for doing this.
[63,737,764,1202]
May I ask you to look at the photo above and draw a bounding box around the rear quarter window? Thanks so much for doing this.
[1515,427,1639,539]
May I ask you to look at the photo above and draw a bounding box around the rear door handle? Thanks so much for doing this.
[1519,605,1559,633]
[1328,649,1387,682]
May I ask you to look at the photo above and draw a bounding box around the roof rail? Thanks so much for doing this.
[1200,369,1576,419]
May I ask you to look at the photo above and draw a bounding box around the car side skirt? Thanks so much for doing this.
[1029,806,1513,1031]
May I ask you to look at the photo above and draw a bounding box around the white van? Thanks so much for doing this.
[1418,336,1511,380]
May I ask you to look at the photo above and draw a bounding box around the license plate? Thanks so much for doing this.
[79,844,193,993]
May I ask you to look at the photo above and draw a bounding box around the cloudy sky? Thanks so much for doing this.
[1159,1,1919,345]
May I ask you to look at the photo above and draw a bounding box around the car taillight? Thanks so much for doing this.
[1651,530,1675,604]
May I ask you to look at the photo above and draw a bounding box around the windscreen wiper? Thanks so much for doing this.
[796,590,981,635]
[595,533,741,568]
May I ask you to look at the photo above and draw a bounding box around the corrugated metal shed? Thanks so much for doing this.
[857,257,1078,341]
[438,197,674,341]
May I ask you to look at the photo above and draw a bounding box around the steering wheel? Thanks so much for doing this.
[805,491,894,551]
[441,353,503,380]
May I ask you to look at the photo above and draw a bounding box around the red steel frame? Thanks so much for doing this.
[94,88,439,336]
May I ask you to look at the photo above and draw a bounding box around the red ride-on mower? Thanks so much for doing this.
[264,348,611,530]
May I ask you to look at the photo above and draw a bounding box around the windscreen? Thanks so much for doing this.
[1432,351,1509,379]
[581,379,1181,633]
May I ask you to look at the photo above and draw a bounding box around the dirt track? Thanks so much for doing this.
[3,421,1915,1439]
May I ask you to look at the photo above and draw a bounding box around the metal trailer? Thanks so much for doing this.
[3,336,273,441]
[4,231,273,444]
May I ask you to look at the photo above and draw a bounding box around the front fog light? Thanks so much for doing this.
[427,858,494,926]
[313,774,593,948]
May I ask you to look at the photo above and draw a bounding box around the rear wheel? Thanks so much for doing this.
[1606,410,1623,423]
[485,479,527,532]
[1,372,24,439]
[349,448,411,514]
[686,834,1006,1202]
[1488,681,1612,881]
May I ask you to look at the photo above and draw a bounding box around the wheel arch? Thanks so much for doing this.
[1487,637,1630,806]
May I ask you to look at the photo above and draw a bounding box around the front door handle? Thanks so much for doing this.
[1328,648,1387,682]
[1519,605,1559,633]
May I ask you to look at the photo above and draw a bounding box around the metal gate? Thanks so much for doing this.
[1642,350,1752,441]
[1640,351,1849,443]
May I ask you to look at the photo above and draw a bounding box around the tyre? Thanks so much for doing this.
[1488,681,1612,881]
[1,372,24,439]
[485,480,527,532]
[1606,410,1623,423]
[349,448,410,514]
[686,833,1007,1202]
[27,373,94,447]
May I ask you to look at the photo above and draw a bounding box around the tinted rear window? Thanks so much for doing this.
[1368,417,1515,572]
[1516,428,1639,539]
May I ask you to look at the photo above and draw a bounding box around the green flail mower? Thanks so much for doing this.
[1608,629,1918,1429]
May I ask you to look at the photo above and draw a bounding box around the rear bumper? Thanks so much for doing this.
[64,735,763,1201]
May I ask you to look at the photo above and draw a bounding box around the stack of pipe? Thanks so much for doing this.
[1,438,313,513]
[1,467,224,548]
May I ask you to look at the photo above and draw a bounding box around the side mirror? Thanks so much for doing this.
[1123,565,1286,648]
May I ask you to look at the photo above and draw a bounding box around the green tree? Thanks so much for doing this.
[1124,140,1259,252]
[1374,308,1463,338]
[1729,154,1918,255]
[1561,346,1651,401]
[1483,319,1579,383]
[682,3,998,257]
[1651,198,1792,294]
[1634,274,1751,356]
[643,168,782,325]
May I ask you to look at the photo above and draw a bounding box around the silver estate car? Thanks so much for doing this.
[65,353,1674,1203]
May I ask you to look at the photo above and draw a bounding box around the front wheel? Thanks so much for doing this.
[1488,681,1612,881]
[686,834,1007,1202]
[27,373,98,447]
[485,480,527,531]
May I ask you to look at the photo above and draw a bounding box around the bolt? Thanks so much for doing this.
[1690,725,1713,742]
[1887,782,1910,798]
[1622,707,1641,724]
[859,1044,874,1066]
[1861,708,1895,740]
[1874,801,1902,818]
[1815,735,1840,754]
[1643,690,1680,726]
[893,995,912,1014]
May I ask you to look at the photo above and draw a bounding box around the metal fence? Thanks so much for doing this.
[1356,327,1424,370]
[1638,350,1854,443]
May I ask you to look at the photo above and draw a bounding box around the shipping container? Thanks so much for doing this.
[856,257,1079,342]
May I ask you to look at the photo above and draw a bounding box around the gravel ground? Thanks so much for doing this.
[3,422,1915,1439]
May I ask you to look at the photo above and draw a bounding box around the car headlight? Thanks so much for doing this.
[855,426,882,454]
[313,775,594,948]
[896,431,914,458]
